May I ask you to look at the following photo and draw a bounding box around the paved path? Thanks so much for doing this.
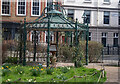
[85,63,120,83]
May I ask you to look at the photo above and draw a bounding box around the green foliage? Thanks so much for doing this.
[60,67,70,73]
[2,65,107,83]
[30,68,41,76]
[2,69,11,76]
[59,44,75,62]
[56,74,67,81]
[2,63,12,69]
[46,67,54,75]
[5,57,18,64]
[14,65,24,75]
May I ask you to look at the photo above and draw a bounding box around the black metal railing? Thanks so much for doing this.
[103,45,120,55]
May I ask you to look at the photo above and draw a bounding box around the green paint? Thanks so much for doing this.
[56,32,58,58]
[19,28,22,63]
[33,30,36,61]
[23,18,26,66]
[75,18,78,67]
[47,17,50,67]
[86,20,89,65]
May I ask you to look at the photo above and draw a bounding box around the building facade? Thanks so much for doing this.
[0,0,47,42]
[63,0,120,47]
[0,0,63,43]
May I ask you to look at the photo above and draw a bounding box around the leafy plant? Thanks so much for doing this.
[60,67,70,73]
[2,69,10,76]
[56,74,67,81]
[14,65,24,75]
[46,67,53,75]
[30,67,43,76]
[5,57,18,64]
[2,63,12,69]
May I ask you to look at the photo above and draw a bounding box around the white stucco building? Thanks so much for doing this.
[63,0,120,47]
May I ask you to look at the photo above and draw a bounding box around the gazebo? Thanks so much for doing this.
[20,5,89,67]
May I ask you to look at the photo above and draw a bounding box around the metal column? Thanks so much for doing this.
[47,17,50,67]
[23,18,27,66]
[33,30,36,61]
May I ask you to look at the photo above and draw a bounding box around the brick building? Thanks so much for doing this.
[0,0,47,41]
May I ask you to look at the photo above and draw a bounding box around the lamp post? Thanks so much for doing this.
[82,13,89,65]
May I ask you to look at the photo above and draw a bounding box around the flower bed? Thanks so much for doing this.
[1,63,107,83]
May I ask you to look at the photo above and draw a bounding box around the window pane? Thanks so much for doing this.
[104,11,110,24]
[68,9,74,20]
[104,0,109,2]
[32,0,40,15]
[84,10,91,23]
[113,38,118,47]
[102,38,106,47]
[18,0,25,15]
[2,0,10,14]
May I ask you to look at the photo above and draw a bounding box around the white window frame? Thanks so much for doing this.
[103,0,110,4]
[1,0,11,16]
[17,0,26,16]
[84,0,92,3]
[102,32,107,38]
[114,33,119,38]
[31,0,41,16]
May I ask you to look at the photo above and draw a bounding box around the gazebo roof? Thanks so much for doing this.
[25,5,87,32]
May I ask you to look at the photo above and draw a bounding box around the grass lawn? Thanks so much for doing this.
[1,63,107,83]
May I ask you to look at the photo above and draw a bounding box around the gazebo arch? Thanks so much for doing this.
[21,4,89,67]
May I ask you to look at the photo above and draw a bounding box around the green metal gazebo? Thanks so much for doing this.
[21,5,89,67]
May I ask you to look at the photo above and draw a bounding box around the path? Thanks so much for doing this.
[85,63,120,83]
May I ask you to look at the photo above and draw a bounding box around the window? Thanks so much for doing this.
[104,0,110,2]
[102,33,107,47]
[68,9,74,20]
[17,0,26,15]
[118,12,120,25]
[89,32,91,41]
[31,0,41,16]
[84,0,91,2]
[84,10,91,23]
[85,0,91,1]
[104,11,110,24]
[113,33,119,47]
[1,0,10,15]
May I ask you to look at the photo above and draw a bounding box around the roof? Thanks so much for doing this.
[25,5,87,32]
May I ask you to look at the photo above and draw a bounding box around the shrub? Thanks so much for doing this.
[88,41,103,62]
[5,57,18,64]
[79,41,103,63]
[58,44,75,62]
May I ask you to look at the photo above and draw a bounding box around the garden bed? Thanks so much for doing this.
[1,63,106,83]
